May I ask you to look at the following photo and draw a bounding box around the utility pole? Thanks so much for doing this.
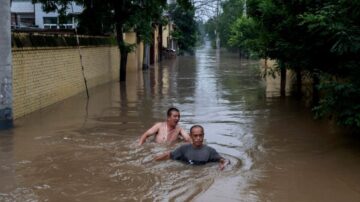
[0,0,13,129]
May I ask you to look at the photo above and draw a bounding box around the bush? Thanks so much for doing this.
[12,32,117,48]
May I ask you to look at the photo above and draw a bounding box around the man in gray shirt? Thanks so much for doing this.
[155,125,229,170]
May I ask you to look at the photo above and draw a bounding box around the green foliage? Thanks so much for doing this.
[32,0,74,16]
[218,0,360,129]
[218,0,244,49]
[314,75,360,128]
[297,1,360,129]
[299,1,360,71]
[176,0,193,10]
[76,1,114,35]
[32,0,167,39]
[228,16,263,57]
[32,0,167,81]
[204,0,245,50]
[118,40,137,54]
[129,0,167,43]
[168,3,197,54]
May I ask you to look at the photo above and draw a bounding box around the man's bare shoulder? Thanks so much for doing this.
[151,122,165,129]
[154,122,165,126]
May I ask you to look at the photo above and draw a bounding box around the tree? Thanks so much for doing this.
[300,0,360,128]
[203,0,245,50]
[168,3,197,54]
[33,0,167,82]
[76,1,114,35]
[228,16,263,57]
[235,0,360,129]
[218,0,244,50]
[204,17,217,47]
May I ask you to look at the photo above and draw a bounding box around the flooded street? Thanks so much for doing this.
[1,43,360,202]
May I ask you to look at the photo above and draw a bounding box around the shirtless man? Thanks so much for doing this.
[138,107,191,145]
[155,125,229,170]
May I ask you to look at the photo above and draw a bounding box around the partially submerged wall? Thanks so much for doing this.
[11,32,142,119]
[12,46,120,119]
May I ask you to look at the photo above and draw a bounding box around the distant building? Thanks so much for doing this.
[11,0,82,29]
[163,0,178,51]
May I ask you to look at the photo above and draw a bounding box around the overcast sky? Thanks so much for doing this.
[193,0,221,22]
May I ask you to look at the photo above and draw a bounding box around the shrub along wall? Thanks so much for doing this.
[11,32,122,119]
[12,32,117,48]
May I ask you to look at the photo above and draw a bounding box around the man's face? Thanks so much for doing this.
[167,111,180,126]
[190,127,204,148]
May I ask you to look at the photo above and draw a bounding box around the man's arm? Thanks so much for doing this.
[138,123,161,145]
[208,147,230,171]
[179,128,192,143]
[219,158,230,171]
[154,151,171,161]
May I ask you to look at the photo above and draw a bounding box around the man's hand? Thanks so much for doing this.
[138,136,146,145]
[219,158,230,171]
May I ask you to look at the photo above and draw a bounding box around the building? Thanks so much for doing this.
[162,0,178,51]
[11,0,82,29]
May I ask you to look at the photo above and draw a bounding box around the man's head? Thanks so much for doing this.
[190,125,204,148]
[166,107,180,126]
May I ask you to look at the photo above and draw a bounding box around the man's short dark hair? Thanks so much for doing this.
[190,125,204,134]
[167,107,180,117]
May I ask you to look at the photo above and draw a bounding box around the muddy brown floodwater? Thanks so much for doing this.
[1,42,360,202]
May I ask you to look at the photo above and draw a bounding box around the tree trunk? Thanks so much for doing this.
[295,68,302,98]
[158,25,162,62]
[312,71,320,106]
[116,23,128,82]
[0,0,13,129]
[143,43,150,70]
[120,47,127,82]
[280,66,286,97]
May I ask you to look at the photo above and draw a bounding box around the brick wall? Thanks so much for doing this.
[12,45,121,119]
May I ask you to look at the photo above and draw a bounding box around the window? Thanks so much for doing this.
[43,16,76,29]
[11,13,35,28]
[12,0,32,2]
[43,17,58,29]
[19,13,35,26]
[43,17,57,24]
[58,16,72,25]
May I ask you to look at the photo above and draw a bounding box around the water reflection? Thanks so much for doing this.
[1,42,360,202]
[0,131,16,193]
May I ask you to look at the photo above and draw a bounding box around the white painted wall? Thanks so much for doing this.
[11,1,34,13]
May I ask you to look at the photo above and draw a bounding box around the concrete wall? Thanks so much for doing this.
[11,46,119,119]
[162,24,168,48]
[154,25,159,62]
[124,32,141,73]
[12,32,143,119]
[162,22,173,49]
[260,59,313,98]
